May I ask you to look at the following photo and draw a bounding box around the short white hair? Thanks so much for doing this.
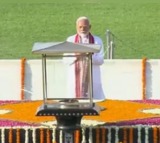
[76,16,90,24]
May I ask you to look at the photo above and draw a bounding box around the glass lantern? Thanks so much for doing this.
[32,41,104,142]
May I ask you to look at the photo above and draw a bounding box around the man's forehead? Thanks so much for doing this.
[77,19,90,25]
[76,16,89,22]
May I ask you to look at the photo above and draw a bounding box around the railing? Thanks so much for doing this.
[106,30,115,59]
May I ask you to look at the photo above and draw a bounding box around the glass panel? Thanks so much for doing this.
[45,54,92,103]
[74,55,90,99]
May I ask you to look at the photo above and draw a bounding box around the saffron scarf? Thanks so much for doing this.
[74,33,94,98]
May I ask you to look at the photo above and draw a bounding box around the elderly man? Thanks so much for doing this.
[66,16,105,99]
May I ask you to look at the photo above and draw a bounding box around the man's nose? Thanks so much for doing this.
[81,27,85,30]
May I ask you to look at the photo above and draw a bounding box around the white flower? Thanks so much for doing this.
[0,109,11,114]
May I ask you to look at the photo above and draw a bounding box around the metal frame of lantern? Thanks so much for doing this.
[41,52,94,106]
[32,41,104,143]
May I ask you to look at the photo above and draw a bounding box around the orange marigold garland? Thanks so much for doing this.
[153,127,157,143]
[16,128,20,143]
[129,127,133,143]
[101,128,106,143]
[9,128,13,143]
[40,128,44,143]
[74,130,80,143]
[96,128,100,143]
[20,58,26,100]
[158,128,160,143]
[123,127,127,143]
[46,128,50,143]
[142,57,147,100]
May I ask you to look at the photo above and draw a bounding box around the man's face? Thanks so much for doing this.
[76,19,91,36]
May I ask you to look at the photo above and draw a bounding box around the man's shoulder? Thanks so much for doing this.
[93,35,103,44]
[66,34,76,42]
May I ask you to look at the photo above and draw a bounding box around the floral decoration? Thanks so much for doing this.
[0,100,160,127]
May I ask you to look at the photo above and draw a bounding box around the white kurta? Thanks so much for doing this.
[64,34,105,99]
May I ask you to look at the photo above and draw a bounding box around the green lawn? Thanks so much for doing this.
[0,0,160,59]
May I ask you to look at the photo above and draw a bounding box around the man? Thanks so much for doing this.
[66,16,105,99]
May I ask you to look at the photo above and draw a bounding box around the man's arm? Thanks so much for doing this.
[92,36,104,65]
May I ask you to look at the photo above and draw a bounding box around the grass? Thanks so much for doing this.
[0,0,160,59]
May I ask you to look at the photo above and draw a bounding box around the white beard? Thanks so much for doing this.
[78,33,88,38]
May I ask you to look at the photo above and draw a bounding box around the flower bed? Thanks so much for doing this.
[0,99,160,142]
